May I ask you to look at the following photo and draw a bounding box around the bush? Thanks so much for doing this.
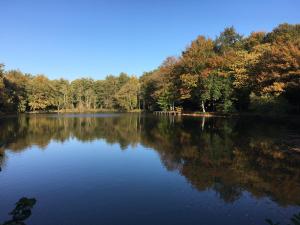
[249,93,292,114]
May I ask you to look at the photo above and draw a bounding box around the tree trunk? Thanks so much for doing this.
[201,100,206,113]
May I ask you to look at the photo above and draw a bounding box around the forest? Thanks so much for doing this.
[0,23,299,114]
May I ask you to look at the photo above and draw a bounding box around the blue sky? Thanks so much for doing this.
[1,0,299,80]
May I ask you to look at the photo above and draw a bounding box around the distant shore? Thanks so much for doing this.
[1,110,299,120]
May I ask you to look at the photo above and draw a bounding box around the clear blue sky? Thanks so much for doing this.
[1,0,299,80]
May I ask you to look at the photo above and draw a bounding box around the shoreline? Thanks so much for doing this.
[0,110,299,120]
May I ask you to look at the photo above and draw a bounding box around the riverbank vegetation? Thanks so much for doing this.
[0,23,299,114]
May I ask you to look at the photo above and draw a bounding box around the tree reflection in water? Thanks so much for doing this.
[0,113,300,207]
[1,197,36,225]
[266,211,300,225]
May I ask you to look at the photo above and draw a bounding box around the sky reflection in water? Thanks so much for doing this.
[0,113,300,225]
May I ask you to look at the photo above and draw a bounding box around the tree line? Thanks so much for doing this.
[0,23,299,114]
[0,70,140,112]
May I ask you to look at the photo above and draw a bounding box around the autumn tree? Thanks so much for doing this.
[70,78,96,110]
[264,23,300,43]
[180,36,216,111]
[250,39,300,113]
[5,70,29,112]
[0,64,7,112]
[140,71,159,111]
[115,77,140,110]
[52,79,70,111]
[27,75,56,111]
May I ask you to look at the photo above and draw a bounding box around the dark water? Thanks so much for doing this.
[0,113,300,225]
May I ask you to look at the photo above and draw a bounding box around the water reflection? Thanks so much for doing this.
[2,197,37,225]
[0,113,300,207]
[266,212,300,225]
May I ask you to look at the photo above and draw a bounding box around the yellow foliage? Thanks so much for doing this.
[179,73,199,99]
[262,82,286,95]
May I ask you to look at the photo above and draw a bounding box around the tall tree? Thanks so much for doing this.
[27,75,55,111]
[52,79,70,111]
[264,23,300,43]
[140,70,160,111]
[0,64,7,112]
[5,70,29,112]
[214,26,243,54]
[250,39,300,112]
[115,77,140,110]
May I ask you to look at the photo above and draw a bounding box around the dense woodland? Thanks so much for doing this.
[0,23,299,114]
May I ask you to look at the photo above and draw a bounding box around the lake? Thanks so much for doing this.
[0,113,300,225]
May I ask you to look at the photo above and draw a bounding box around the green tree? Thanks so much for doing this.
[214,26,243,54]
[140,70,159,111]
[70,78,96,110]
[52,79,70,111]
[115,77,140,110]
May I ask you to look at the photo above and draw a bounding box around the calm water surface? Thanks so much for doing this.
[0,113,300,225]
